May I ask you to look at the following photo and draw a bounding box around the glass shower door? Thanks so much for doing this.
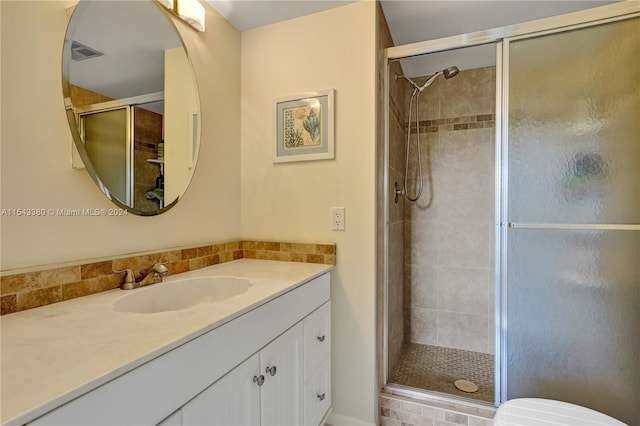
[81,107,131,206]
[503,17,639,424]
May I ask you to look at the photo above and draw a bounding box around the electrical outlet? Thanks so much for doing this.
[331,207,345,231]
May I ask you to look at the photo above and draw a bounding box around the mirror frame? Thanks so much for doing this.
[62,0,201,216]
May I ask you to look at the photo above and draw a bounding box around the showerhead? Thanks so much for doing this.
[443,66,460,79]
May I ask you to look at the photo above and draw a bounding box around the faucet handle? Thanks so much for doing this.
[113,269,136,289]
[153,261,169,275]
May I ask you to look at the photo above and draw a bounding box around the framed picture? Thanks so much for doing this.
[274,89,334,163]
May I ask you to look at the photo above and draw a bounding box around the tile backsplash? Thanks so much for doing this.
[0,240,336,315]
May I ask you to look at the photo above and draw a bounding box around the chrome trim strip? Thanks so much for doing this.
[498,38,511,404]
[506,223,640,231]
[493,40,503,407]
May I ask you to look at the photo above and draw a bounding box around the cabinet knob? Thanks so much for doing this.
[253,375,265,386]
[265,365,277,376]
[317,392,326,401]
[317,335,326,342]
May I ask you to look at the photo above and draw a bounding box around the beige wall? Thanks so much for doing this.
[0,1,241,271]
[240,2,377,424]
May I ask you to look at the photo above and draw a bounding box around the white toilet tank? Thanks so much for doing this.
[494,398,627,426]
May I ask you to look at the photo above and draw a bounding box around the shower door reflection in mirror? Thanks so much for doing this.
[503,17,639,424]
[80,107,130,205]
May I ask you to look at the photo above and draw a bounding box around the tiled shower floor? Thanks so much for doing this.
[389,343,494,403]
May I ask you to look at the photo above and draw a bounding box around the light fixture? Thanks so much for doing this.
[159,0,205,32]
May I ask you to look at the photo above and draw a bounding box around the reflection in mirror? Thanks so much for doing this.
[63,0,201,215]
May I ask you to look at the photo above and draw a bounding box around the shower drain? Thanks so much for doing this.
[454,379,479,393]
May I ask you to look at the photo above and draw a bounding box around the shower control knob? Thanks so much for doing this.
[317,393,326,401]
[265,365,277,376]
[317,335,326,342]
[253,374,265,386]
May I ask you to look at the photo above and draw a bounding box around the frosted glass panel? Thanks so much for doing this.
[508,18,640,224]
[83,108,128,203]
[505,17,640,425]
[505,229,639,423]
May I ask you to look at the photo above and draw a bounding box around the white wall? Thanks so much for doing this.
[0,1,241,271]
[240,2,378,423]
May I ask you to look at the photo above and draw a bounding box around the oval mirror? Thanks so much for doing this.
[62,0,201,215]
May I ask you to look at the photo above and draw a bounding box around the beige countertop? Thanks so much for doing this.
[1,259,332,426]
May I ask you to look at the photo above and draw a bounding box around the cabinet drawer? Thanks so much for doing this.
[303,301,331,382]
[303,357,331,426]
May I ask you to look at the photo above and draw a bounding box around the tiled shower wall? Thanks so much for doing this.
[403,67,496,354]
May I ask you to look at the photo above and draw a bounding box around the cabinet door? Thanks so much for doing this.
[181,353,260,426]
[260,323,304,426]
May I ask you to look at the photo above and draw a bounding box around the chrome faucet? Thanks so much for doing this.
[114,262,169,290]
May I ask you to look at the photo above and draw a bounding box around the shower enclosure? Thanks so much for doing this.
[381,4,639,424]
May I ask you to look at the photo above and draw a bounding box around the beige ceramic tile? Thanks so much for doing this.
[17,286,62,311]
[181,248,198,260]
[280,242,298,252]
[62,278,100,301]
[306,254,324,264]
[438,267,489,315]
[437,311,488,353]
[197,246,213,257]
[40,266,81,288]
[407,264,438,310]
[170,260,190,275]
[1,295,17,315]
[264,242,280,251]
[98,274,122,292]
[188,257,207,270]
[81,261,113,279]
[296,243,316,254]
[1,272,41,295]
[290,253,307,263]
[409,307,437,345]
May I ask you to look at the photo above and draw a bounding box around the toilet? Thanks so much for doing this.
[494,398,627,426]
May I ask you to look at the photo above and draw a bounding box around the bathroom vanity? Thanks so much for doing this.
[1,259,332,426]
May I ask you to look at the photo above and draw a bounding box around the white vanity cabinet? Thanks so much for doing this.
[27,271,331,426]
[180,323,304,426]
[167,302,332,426]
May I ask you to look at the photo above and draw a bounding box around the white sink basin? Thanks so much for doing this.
[113,276,252,314]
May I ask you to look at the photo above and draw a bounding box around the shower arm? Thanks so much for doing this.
[396,71,442,93]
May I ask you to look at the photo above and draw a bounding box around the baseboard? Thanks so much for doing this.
[326,411,376,426]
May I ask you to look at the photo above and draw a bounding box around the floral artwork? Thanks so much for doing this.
[275,89,334,163]
[283,102,322,149]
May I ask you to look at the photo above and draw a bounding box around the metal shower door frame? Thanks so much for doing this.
[382,1,640,407]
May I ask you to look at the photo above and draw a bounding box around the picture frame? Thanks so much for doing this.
[274,89,334,163]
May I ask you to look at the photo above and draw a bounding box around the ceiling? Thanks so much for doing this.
[206,0,619,76]
[67,0,621,103]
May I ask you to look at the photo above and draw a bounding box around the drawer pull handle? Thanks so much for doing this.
[317,335,326,342]
[253,375,265,386]
[266,365,277,376]
[317,393,326,401]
